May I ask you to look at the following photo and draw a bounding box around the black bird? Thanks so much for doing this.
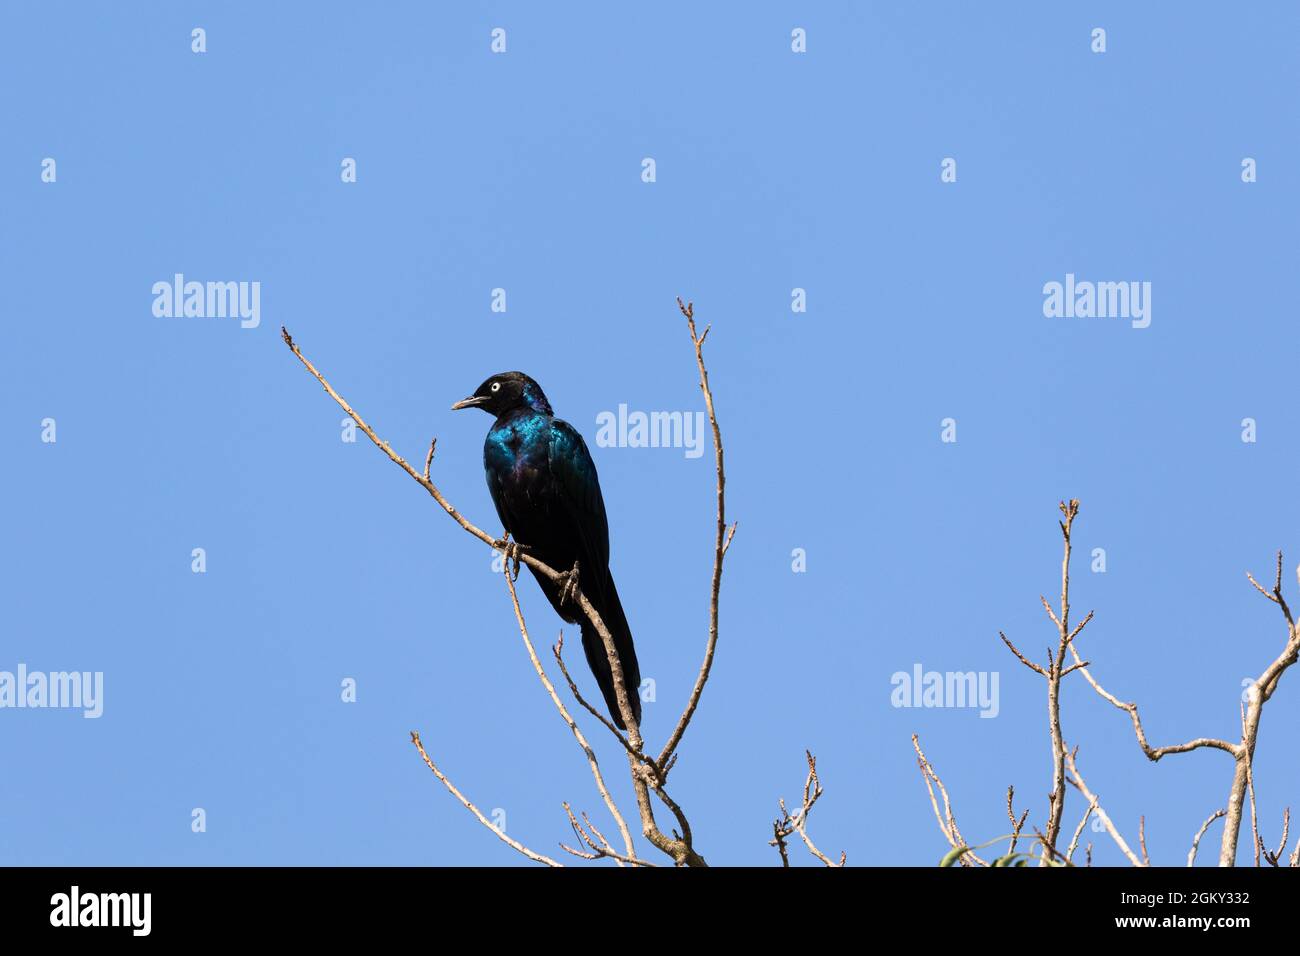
[453,372,642,730]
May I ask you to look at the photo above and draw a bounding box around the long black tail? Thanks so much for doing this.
[579,575,641,731]
[529,564,642,730]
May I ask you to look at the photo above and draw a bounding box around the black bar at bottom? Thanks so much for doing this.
[0,865,1278,940]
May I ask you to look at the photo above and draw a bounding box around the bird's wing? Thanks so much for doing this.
[484,461,514,534]
[546,417,611,574]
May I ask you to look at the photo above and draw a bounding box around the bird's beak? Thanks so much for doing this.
[451,395,486,411]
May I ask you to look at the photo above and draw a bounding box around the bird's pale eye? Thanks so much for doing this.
[490,382,501,392]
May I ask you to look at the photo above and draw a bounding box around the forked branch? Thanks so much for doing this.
[283,298,733,868]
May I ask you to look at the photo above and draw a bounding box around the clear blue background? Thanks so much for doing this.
[2,2,1297,866]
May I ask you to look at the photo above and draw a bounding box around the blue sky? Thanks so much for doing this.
[2,2,1297,866]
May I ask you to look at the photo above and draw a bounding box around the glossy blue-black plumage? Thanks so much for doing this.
[454,372,642,729]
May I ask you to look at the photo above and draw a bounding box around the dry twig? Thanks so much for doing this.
[1188,809,1227,867]
[769,751,845,867]
[1068,549,1300,865]
[997,500,1094,864]
[911,734,986,867]
[409,731,561,867]
[1064,746,1144,867]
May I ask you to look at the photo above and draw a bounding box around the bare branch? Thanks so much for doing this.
[999,631,1048,676]
[1066,644,1238,761]
[552,632,638,758]
[422,437,436,482]
[1264,807,1290,867]
[1060,659,1091,678]
[558,842,601,861]
[561,804,616,861]
[409,731,561,867]
[1216,556,1299,865]
[1067,610,1095,645]
[1039,499,1079,863]
[1246,551,1294,629]
[552,632,694,863]
[911,735,986,866]
[1007,786,1029,855]
[1241,703,1263,867]
[1064,747,1144,867]
[1067,801,1095,862]
[1188,809,1227,867]
[658,298,731,773]
[561,804,656,867]
[1031,827,1075,866]
[1040,595,1061,630]
[502,566,635,861]
[639,763,696,852]
[771,818,791,867]
[770,751,845,867]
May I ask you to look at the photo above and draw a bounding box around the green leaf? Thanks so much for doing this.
[939,845,971,867]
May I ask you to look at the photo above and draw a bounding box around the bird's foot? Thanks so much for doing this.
[493,534,530,581]
[558,560,582,606]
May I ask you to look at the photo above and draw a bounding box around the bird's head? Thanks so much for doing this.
[451,371,553,417]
